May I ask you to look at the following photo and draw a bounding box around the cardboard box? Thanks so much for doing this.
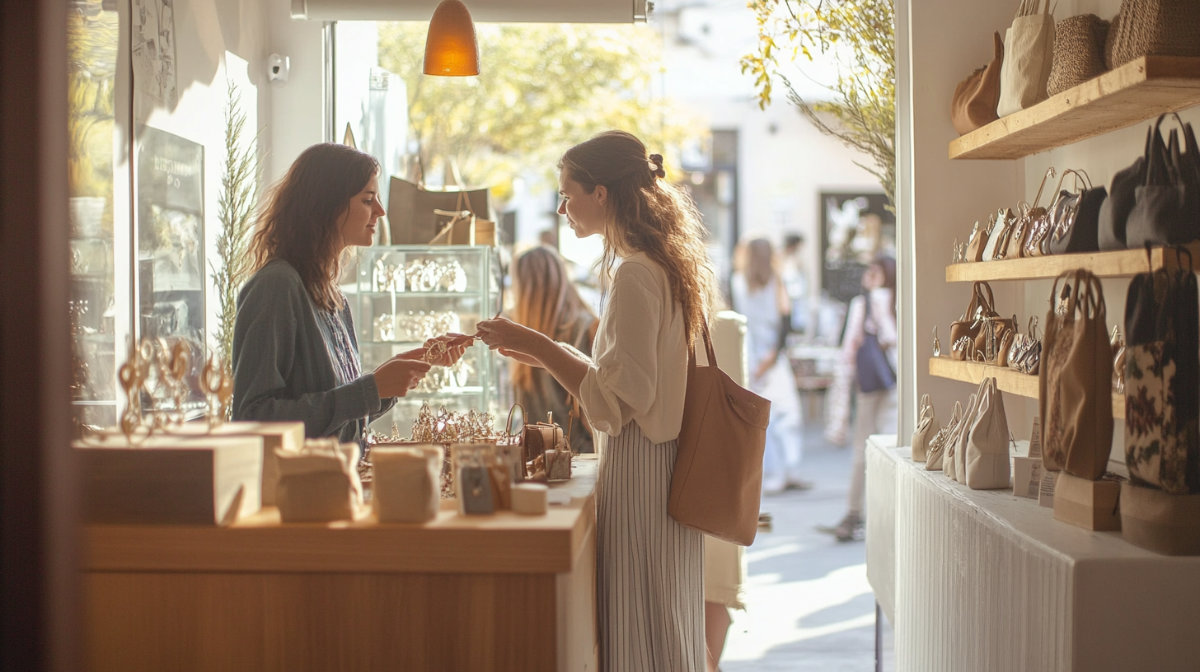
[1120,482,1200,556]
[76,434,263,526]
[1052,472,1121,531]
[1012,456,1043,499]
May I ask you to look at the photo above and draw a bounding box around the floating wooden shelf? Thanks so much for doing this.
[928,357,1124,419]
[949,56,1200,160]
[946,242,1200,282]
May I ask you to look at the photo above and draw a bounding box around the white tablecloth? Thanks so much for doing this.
[866,438,1200,672]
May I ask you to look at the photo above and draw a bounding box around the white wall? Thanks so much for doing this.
[897,0,1200,460]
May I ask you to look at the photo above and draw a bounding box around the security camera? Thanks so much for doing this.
[268,54,290,82]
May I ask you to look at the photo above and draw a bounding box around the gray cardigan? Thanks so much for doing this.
[231,259,395,444]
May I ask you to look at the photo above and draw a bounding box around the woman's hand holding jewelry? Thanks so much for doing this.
[422,333,474,366]
[374,356,431,398]
[474,317,546,367]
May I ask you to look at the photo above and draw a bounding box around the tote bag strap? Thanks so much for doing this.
[688,320,720,369]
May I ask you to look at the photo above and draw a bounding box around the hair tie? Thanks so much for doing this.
[648,154,665,179]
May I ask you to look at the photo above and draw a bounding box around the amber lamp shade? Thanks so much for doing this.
[423,0,479,77]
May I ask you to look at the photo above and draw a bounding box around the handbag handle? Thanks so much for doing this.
[689,321,720,370]
[1029,166,1058,212]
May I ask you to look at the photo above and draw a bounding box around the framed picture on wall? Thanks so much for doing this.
[136,125,205,412]
[819,191,895,304]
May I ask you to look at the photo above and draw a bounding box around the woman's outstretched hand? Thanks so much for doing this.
[374,356,431,398]
[475,317,546,368]
[422,333,474,366]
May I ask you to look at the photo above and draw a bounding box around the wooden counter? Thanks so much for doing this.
[84,457,599,672]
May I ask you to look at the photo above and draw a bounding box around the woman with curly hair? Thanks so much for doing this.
[477,131,717,671]
[232,143,468,449]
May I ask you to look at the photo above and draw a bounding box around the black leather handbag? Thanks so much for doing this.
[1097,126,1151,250]
[1126,113,1200,248]
[1048,169,1107,255]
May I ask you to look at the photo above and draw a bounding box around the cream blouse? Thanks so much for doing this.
[573,252,689,444]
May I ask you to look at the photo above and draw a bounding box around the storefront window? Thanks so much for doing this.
[68,0,121,431]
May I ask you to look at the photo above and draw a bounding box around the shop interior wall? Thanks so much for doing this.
[899,0,1200,467]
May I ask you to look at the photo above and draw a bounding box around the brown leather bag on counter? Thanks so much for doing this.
[951,31,1005,136]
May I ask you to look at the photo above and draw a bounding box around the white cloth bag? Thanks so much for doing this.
[996,0,1055,117]
[966,377,1012,490]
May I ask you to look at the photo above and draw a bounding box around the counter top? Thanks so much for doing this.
[85,456,597,575]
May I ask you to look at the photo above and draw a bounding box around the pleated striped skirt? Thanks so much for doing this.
[595,421,704,672]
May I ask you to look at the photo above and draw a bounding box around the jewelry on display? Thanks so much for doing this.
[932,325,941,357]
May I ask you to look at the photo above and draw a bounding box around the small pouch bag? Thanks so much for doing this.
[1007,167,1058,259]
[1008,315,1043,375]
[949,282,999,361]
[911,393,939,463]
[965,218,991,262]
[276,440,362,523]
[965,377,1013,490]
[982,208,1016,261]
[926,401,963,472]
[953,386,985,484]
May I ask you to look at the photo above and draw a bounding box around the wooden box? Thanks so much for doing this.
[95,421,304,505]
[75,434,263,526]
[1120,482,1200,556]
[1052,472,1121,531]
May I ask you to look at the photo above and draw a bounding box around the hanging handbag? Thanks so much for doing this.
[1124,246,1200,495]
[996,0,1056,117]
[911,393,939,463]
[1038,270,1113,479]
[1106,0,1200,69]
[1098,126,1152,250]
[855,295,896,393]
[1046,14,1110,97]
[965,377,1013,490]
[1048,169,1108,255]
[951,31,1005,136]
[925,401,962,472]
[1125,112,1200,248]
[669,324,771,546]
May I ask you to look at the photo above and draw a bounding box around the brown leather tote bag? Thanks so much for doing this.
[1038,270,1113,479]
[951,31,1005,136]
[669,324,771,546]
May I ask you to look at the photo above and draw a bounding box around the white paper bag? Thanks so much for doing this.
[966,377,1012,490]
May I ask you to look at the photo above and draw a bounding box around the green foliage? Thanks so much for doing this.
[741,0,896,202]
[377,23,702,198]
[211,80,259,370]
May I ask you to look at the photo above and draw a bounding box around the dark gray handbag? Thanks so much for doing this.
[1126,113,1200,248]
[1097,126,1151,250]
[1048,169,1107,255]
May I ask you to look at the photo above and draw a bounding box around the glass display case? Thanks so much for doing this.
[352,245,504,435]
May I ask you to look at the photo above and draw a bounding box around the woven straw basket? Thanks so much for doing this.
[1105,0,1200,70]
[1048,14,1110,96]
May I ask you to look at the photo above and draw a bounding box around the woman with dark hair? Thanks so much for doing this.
[232,143,469,447]
[476,131,717,671]
[511,245,598,454]
[819,253,898,542]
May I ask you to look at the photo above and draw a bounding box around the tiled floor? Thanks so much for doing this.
[717,424,895,671]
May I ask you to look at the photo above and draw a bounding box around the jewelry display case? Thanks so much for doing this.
[351,245,503,434]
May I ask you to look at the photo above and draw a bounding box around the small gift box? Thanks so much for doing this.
[275,440,362,523]
[372,445,442,524]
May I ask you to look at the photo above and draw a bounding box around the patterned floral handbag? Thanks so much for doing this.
[1123,246,1200,494]
[1038,269,1113,478]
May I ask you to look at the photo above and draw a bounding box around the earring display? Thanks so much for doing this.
[372,257,468,293]
[372,310,462,343]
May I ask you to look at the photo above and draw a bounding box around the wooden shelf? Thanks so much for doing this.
[949,56,1200,160]
[928,357,1124,419]
[946,242,1200,282]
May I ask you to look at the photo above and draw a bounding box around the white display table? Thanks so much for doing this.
[865,438,1200,672]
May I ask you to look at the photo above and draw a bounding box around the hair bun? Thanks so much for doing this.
[648,153,665,179]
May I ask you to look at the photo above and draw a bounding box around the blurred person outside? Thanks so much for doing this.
[780,232,812,335]
[819,254,897,542]
[730,237,808,494]
[510,245,598,453]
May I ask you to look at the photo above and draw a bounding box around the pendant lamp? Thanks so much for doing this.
[423,0,479,76]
